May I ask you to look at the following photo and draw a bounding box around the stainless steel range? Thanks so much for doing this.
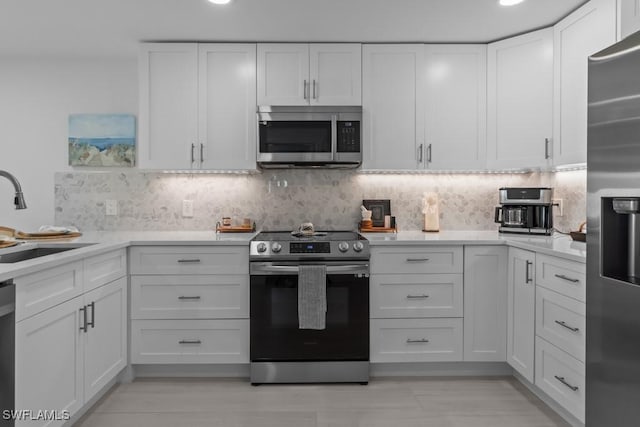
[249,230,370,384]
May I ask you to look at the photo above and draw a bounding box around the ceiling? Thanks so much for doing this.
[0,0,588,58]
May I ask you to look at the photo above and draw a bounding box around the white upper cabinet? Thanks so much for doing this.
[309,44,362,105]
[553,0,617,165]
[257,43,361,106]
[486,28,554,170]
[425,45,487,171]
[619,0,640,41]
[362,44,425,170]
[363,44,486,171]
[198,44,257,170]
[138,43,257,170]
[139,43,198,170]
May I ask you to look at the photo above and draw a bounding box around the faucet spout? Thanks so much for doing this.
[0,170,27,209]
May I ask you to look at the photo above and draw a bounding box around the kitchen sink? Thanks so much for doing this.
[0,246,91,263]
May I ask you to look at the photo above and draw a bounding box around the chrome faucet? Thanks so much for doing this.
[0,170,27,209]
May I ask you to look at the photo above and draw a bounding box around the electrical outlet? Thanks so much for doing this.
[552,198,563,216]
[105,199,118,216]
[182,200,194,218]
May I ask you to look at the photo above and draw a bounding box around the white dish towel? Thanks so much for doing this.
[298,264,327,330]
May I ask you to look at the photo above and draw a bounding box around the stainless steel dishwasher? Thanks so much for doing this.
[0,280,15,426]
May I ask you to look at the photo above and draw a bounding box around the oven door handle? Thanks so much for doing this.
[251,264,369,275]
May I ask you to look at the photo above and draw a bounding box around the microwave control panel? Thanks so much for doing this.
[337,121,361,153]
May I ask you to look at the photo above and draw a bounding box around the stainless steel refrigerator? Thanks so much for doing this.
[587,31,640,427]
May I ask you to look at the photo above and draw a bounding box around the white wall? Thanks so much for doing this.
[0,57,137,231]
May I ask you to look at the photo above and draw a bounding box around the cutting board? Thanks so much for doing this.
[14,231,82,240]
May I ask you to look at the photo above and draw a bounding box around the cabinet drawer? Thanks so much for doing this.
[371,246,463,274]
[131,275,249,320]
[129,246,248,275]
[535,337,585,423]
[370,274,463,318]
[84,249,127,292]
[536,254,585,302]
[131,319,249,364]
[370,318,463,362]
[536,286,585,361]
[14,261,83,321]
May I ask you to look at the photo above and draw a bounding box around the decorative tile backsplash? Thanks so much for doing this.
[55,169,586,232]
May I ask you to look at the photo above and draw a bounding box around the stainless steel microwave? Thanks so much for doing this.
[257,105,362,168]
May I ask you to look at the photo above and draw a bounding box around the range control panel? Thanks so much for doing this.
[290,242,331,254]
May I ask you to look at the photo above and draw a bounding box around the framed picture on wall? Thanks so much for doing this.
[68,113,136,167]
[363,199,391,227]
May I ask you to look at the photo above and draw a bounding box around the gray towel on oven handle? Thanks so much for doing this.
[298,264,327,330]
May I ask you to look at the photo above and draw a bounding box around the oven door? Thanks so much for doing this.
[250,262,369,362]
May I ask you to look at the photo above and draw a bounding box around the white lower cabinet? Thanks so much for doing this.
[131,319,249,364]
[370,274,463,318]
[369,245,463,363]
[535,286,585,362]
[83,278,128,400]
[15,296,84,426]
[370,318,463,362]
[535,337,585,423]
[507,247,536,382]
[129,245,249,365]
[14,274,127,427]
[463,246,508,362]
[533,254,586,423]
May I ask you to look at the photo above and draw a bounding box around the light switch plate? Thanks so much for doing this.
[106,199,118,216]
[182,200,194,217]
[552,198,563,216]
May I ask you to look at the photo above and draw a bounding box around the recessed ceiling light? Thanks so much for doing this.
[208,0,232,4]
[499,0,525,5]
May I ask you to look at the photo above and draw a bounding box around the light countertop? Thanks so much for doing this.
[360,230,586,263]
[0,229,584,283]
[0,230,257,282]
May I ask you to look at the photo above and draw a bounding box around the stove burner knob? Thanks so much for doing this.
[256,242,267,253]
[338,242,350,252]
[353,241,364,252]
[271,242,282,253]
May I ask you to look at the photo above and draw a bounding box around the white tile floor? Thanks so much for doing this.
[77,377,570,427]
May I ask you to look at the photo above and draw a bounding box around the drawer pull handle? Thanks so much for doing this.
[178,296,201,300]
[179,339,202,345]
[79,306,88,333]
[554,375,579,392]
[406,258,429,263]
[177,259,201,264]
[406,294,429,299]
[406,338,429,344]
[554,320,580,333]
[554,274,580,283]
[87,302,95,329]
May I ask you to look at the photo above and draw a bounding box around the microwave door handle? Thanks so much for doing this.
[331,114,337,161]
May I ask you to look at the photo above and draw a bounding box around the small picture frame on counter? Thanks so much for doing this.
[363,199,391,227]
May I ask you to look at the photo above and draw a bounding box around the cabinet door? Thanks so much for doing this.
[138,43,198,169]
[553,0,617,165]
[83,277,127,402]
[487,28,553,170]
[15,297,84,426]
[463,246,508,362]
[198,44,257,170]
[362,44,425,170]
[620,0,640,40]
[425,45,487,171]
[507,247,536,382]
[257,44,309,105]
[309,44,361,105]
